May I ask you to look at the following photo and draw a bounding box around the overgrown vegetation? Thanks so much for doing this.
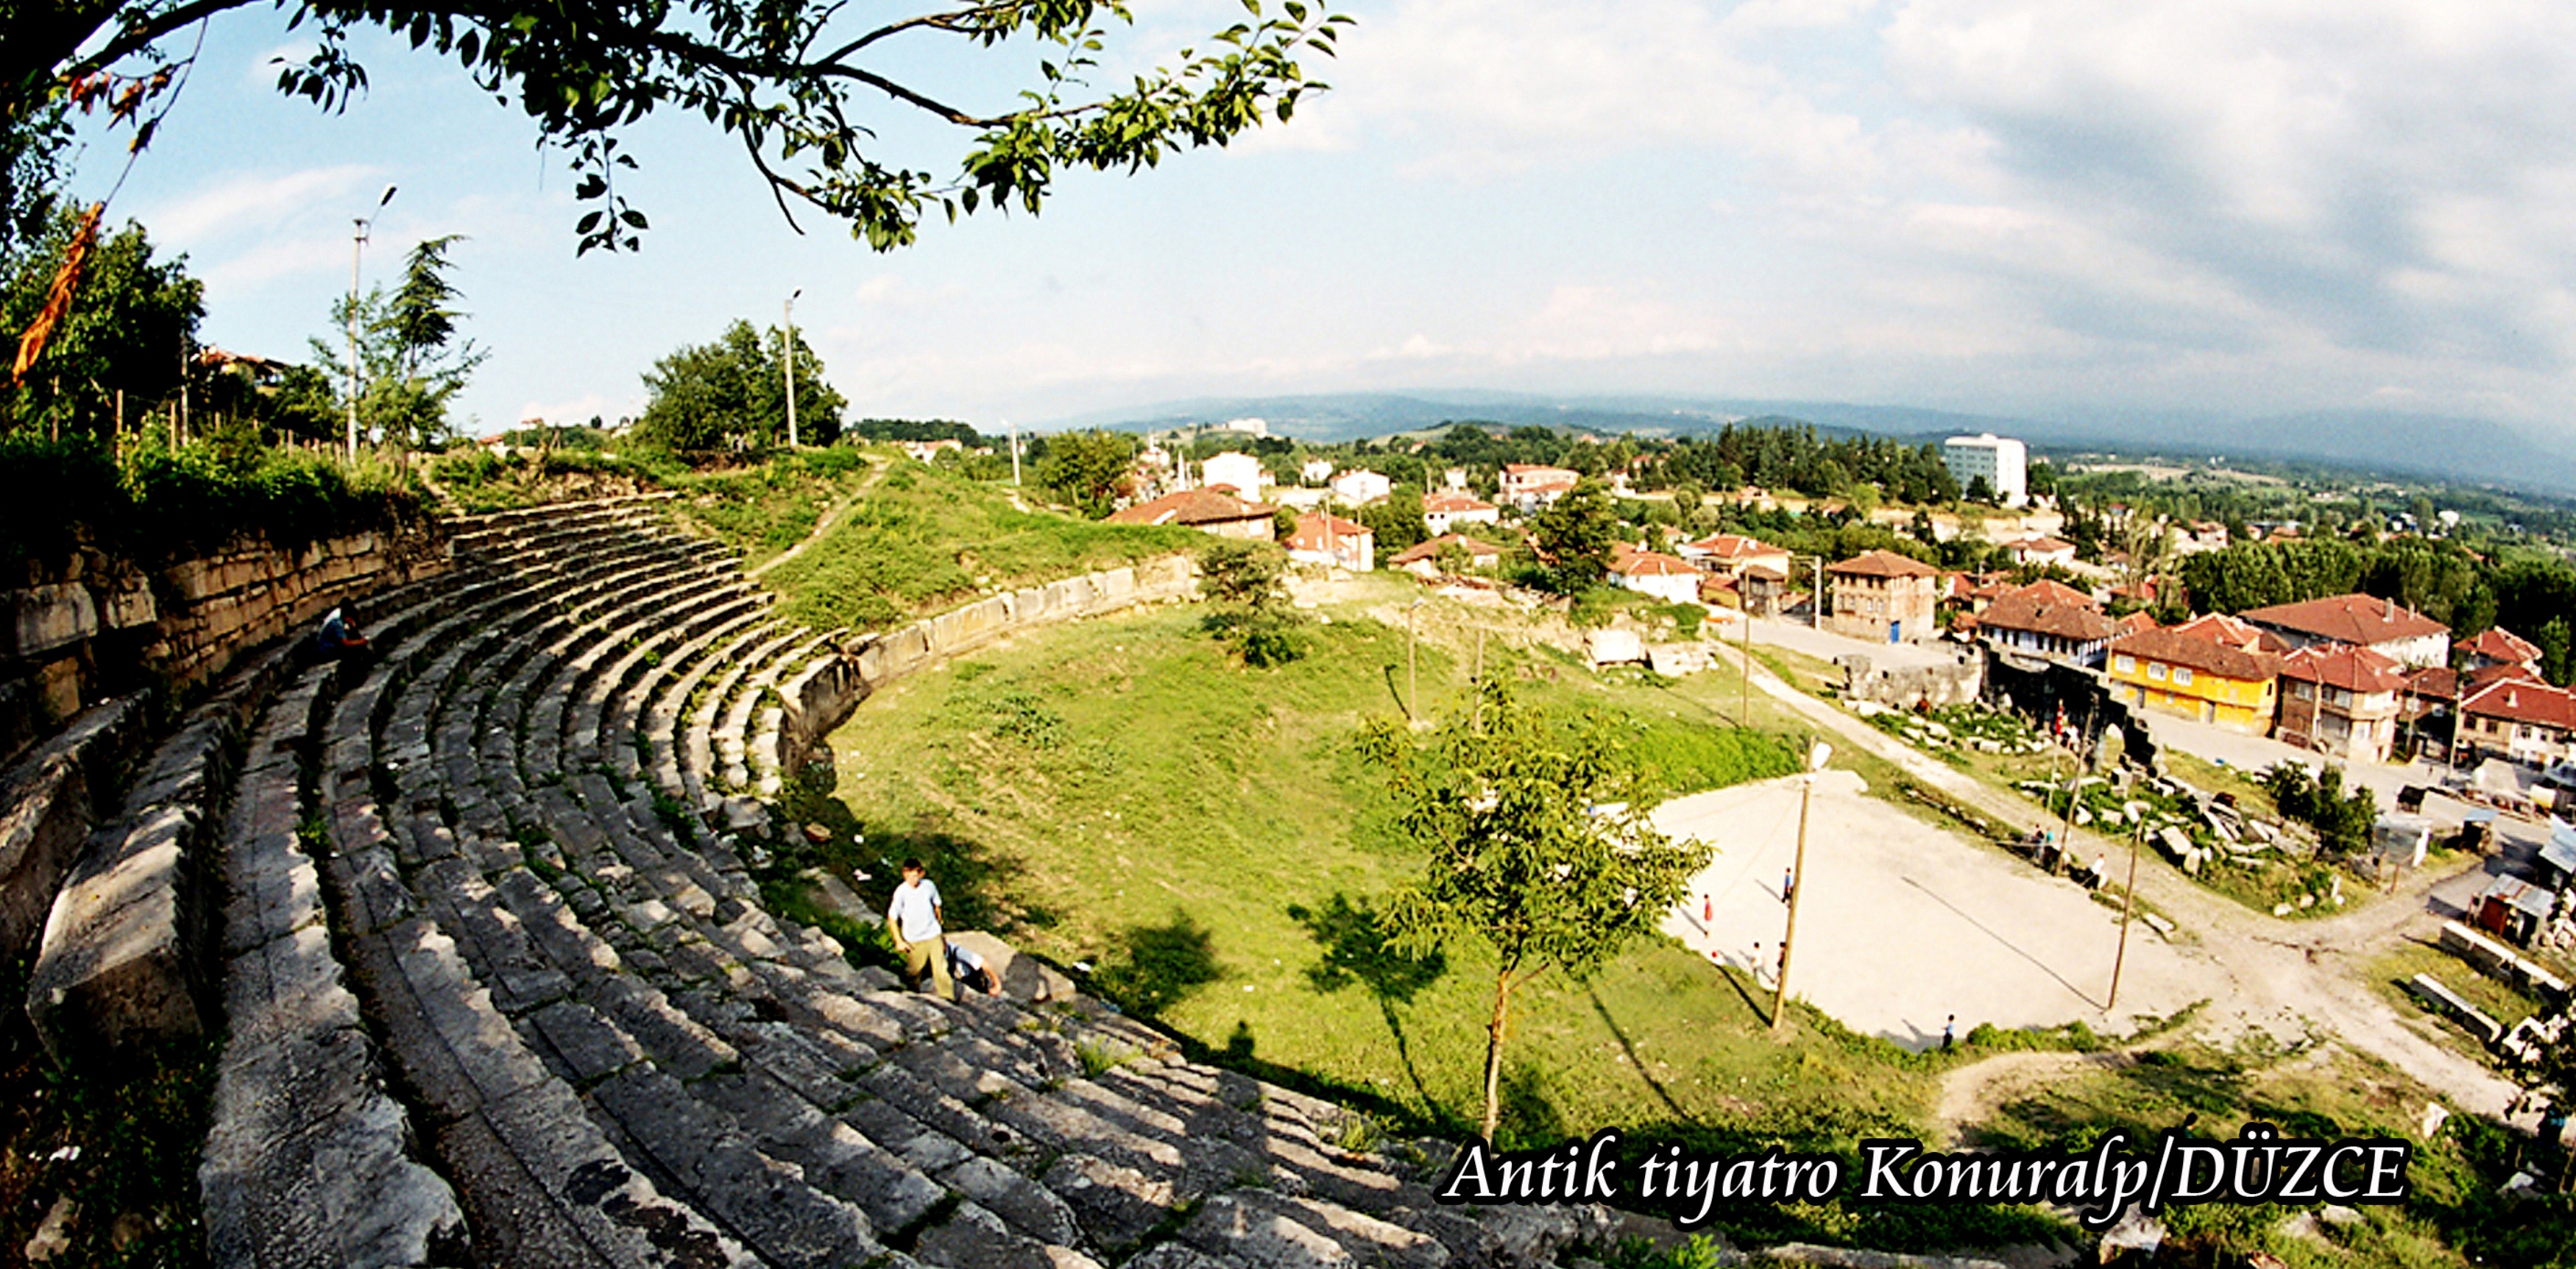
[0,431,428,565]
[0,1023,214,1268]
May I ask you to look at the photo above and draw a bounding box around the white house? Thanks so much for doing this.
[1300,457,1335,485]
[1610,547,1704,605]
[1421,489,1500,536]
[1500,464,1580,512]
[1284,512,1373,571]
[1329,468,1392,506]
[1200,451,1267,500]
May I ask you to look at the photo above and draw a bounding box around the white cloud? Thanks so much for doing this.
[140,165,378,244]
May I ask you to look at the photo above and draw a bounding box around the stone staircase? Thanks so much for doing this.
[162,496,1596,1268]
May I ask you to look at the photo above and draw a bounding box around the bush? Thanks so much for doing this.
[1,432,428,565]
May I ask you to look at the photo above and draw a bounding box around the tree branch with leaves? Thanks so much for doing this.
[10,0,1349,255]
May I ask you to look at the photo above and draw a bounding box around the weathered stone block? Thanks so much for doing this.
[5,582,98,659]
[26,805,208,1061]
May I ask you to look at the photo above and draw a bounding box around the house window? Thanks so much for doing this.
[2148,662,2168,681]
[2175,667,2194,686]
[2293,682,2313,700]
[2115,655,2136,674]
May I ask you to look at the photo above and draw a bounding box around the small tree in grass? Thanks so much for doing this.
[1359,679,1711,1142]
[1199,539,1303,667]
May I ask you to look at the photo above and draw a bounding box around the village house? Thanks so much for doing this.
[1609,545,1705,606]
[1387,533,1504,579]
[2240,593,2450,668]
[1420,489,1500,536]
[2275,643,2408,765]
[2458,676,2576,769]
[1976,580,2120,668]
[1105,488,1278,540]
[1826,550,1939,643]
[2461,627,2543,675]
[899,437,963,462]
[1679,532,1792,580]
[2106,623,2282,734]
[1328,468,1392,506]
[1739,565,1792,619]
[1299,457,1336,485]
[1200,451,1268,501]
[1998,534,2078,568]
[1499,463,1580,512]
[1284,512,1373,572]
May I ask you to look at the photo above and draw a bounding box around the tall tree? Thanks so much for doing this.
[634,319,844,453]
[307,239,489,450]
[1360,680,1710,1144]
[1,208,201,437]
[1036,428,1133,517]
[17,0,1347,255]
[1529,480,1619,595]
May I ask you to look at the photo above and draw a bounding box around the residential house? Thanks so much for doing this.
[1740,565,1791,620]
[1105,488,1278,540]
[2170,612,2279,653]
[2461,627,2543,675]
[2458,676,2576,768]
[2240,593,2450,668]
[1610,546,1705,606]
[1200,451,1267,501]
[1299,457,1335,485]
[1999,534,2078,568]
[1979,581,2120,668]
[899,438,963,462]
[2275,644,2407,764]
[1388,533,1504,579]
[1284,512,1373,572]
[1499,464,1580,512]
[2106,624,2282,734]
[1329,468,1392,506]
[1421,489,1501,536]
[1826,550,1939,643]
[1680,532,1792,580]
[2178,521,2231,554]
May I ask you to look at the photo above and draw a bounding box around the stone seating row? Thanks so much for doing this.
[227,498,1591,1267]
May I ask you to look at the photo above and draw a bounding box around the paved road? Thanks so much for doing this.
[1708,609,1968,674]
[1724,656,2527,1121]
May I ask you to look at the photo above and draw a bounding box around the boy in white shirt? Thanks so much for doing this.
[886,858,955,1000]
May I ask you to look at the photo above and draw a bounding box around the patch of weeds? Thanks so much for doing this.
[1328,1110,1384,1154]
[1075,1041,1134,1078]
[651,791,700,847]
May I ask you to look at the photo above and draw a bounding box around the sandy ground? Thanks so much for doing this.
[1654,770,2201,1050]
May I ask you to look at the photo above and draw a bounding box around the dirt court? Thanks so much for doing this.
[1655,771,2201,1050]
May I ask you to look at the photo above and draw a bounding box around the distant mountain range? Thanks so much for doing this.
[1044,392,2576,499]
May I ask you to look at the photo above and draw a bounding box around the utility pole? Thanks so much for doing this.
[1813,556,1825,630]
[347,185,395,461]
[1007,420,1021,486]
[782,288,802,448]
[1772,740,1832,1033]
[1740,597,1753,727]
[1406,600,1422,722]
[2107,815,2143,1011]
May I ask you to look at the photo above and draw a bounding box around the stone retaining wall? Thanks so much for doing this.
[776,556,1197,774]
[1,524,448,766]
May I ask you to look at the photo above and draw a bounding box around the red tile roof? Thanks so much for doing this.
[2242,593,2449,646]
[1283,512,1370,553]
[1612,549,1701,579]
[1981,584,2120,643]
[2278,643,2407,693]
[1105,488,1275,527]
[2172,612,2273,652]
[1829,549,1938,579]
[1421,490,1495,515]
[2461,677,2576,732]
[2111,626,2281,682]
[2466,661,2547,694]
[1388,533,1505,567]
[1685,532,1782,561]
[2463,627,2541,666]
[2402,665,2459,701]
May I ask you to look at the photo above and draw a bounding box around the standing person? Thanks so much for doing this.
[1941,1014,1956,1050]
[886,858,955,1001]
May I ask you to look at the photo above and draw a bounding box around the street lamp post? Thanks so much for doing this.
[347,185,395,461]
[783,288,802,449]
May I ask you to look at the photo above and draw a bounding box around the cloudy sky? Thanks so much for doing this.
[55,1,2576,436]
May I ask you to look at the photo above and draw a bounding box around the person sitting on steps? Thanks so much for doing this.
[317,604,371,661]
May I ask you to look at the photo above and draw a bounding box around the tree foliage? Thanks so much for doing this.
[1035,428,1132,517]
[16,0,1348,254]
[1359,680,1710,1143]
[1,209,201,438]
[1197,537,1301,666]
[302,234,487,448]
[2260,763,2376,857]
[635,319,845,453]
[1529,479,1619,595]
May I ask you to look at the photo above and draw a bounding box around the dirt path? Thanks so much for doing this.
[1738,658,2526,1121]
[748,457,891,579]
[1932,1052,2129,1148]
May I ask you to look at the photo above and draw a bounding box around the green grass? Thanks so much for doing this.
[806,593,2137,1250]
[758,461,1204,631]
[2365,941,2544,1042]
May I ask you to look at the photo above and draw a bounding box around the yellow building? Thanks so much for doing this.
[2105,626,2282,735]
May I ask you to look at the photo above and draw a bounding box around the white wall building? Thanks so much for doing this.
[1943,434,2028,508]
[1329,468,1392,506]
[1200,451,1267,499]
